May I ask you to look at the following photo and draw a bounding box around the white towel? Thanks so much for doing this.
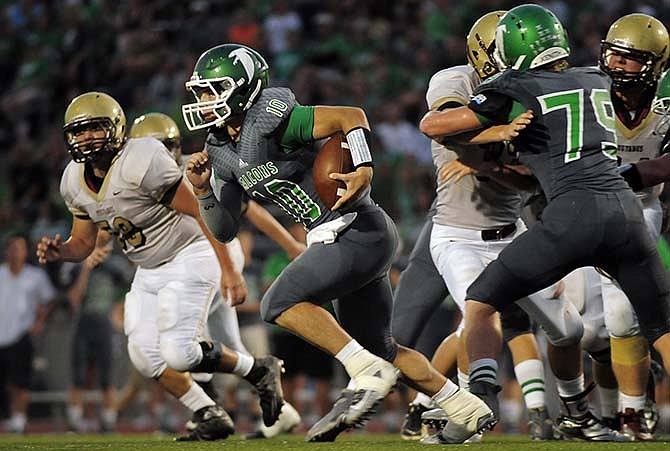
[306,212,358,247]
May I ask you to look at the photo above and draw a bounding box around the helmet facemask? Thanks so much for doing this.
[182,76,239,130]
[652,71,670,133]
[63,117,120,163]
[182,44,269,131]
[600,41,662,90]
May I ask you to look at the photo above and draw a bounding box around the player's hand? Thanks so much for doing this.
[36,234,63,264]
[439,160,479,183]
[221,270,248,306]
[330,166,373,211]
[501,110,533,142]
[85,245,111,269]
[186,151,213,196]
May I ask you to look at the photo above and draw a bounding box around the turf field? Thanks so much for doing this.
[0,434,669,451]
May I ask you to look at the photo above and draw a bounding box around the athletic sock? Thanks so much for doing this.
[232,351,255,378]
[556,374,584,398]
[597,386,618,419]
[619,392,646,412]
[469,358,498,386]
[179,382,216,412]
[514,359,546,409]
[413,392,433,408]
[431,380,461,406]
[457,369,470,391]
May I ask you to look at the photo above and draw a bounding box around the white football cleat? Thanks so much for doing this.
[344,358,399,427]
[245,402,301,439]
[437,389,496,444]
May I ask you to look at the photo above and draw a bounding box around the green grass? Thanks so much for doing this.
[0,434,669,451]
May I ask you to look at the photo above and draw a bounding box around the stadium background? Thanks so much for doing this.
[0,0,669,436]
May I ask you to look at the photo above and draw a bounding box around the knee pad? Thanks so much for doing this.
[157,284,182,332]
[160,337,203,372]
[127,342,165,379]
[123,291,141,336]
[547,304,584,347]
[501,304,532,342]
[610,335,649,366]
[602,284,640,338]
[520,289,584,347]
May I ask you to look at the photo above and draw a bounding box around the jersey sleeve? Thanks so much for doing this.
[468,91,515,125]
[469,71,532,125]
[138,139,183,202]
[59,163,90,219]
[279,105,314,150]
[251,87,297,136]
[426,66,478,110]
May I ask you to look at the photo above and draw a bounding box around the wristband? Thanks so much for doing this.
[346,127,373,167]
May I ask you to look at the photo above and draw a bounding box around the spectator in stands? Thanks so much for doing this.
[0,233,55,433]
[65,240,131,433]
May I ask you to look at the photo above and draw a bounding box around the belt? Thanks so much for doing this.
[481,223,517,241]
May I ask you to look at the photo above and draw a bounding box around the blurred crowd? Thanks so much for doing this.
[1,0,670,435]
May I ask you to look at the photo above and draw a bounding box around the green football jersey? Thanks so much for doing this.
[469,67,630,200]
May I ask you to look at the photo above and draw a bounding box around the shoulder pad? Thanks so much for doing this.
[246,87,297,135]
[118,137,168,187]
[426,65,479,109]
[59,161,80,207]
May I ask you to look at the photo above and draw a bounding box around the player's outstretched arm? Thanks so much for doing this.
[245,201,306,260]
[620,154,670,191]
[169,171,248,305]
[465,110,534,145]
[36,216,98,264]
[420,106,485,138]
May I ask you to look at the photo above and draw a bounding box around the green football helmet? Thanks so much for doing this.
[182,43,269,131]
[600,14,670,90]
[130,112,182,163]
[652,70,670,122]
[494,4,570,71]
[63,92,126,163]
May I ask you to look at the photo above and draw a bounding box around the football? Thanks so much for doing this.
[313,134,354,209]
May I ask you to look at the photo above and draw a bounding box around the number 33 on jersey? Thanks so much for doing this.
[60,136,204,268]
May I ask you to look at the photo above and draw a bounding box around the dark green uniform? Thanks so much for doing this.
[465,67,670,343]
[204,87,399,360]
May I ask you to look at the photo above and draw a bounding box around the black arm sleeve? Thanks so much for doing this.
[196,183,246,243]
[468,91,515,125]
[630,155,670,190]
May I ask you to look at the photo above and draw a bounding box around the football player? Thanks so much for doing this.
[622,70,670,188]
[419,2,670,441]
[129,112,303,438]
[183,43,494,443]
[416,10,628,443]
[36,93,286,441]
[592,13,670,439]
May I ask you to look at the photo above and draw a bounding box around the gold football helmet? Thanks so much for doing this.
[130,113,182,163]
[63,92,126,163]
[466,10,506,80]
[600,13,670,89]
